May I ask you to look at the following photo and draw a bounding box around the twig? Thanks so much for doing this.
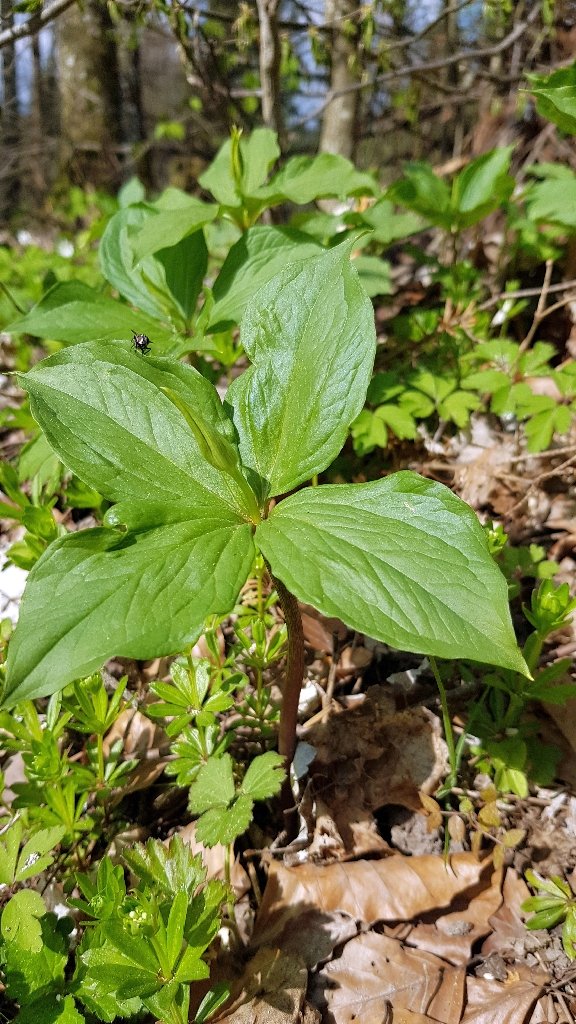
[0,0,76,49]
[294,6,540,127]
[518,258,554,354]
[509,444,576,463]
[479,278,576,310]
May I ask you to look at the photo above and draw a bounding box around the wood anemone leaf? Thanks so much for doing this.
[256,472,528,675]
[226,239,376,501]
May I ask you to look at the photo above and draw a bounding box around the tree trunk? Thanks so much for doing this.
[255,0,285,148]
[319,0,360,160]
[55,0,124,188]
[0,0,21,217]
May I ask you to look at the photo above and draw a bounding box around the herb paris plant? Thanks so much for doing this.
[2,243,528,769]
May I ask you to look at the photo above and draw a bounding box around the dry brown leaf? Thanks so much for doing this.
[406,867,503,964]
[101,707,167,795]
[300,604,348,652]
[481,869,532,957]
[462,965,548,1024]
[214,947,311,1023]
[310,932,465,1024]
[253,854,495,960]
[302,685,447,859]
[176,822,250,897]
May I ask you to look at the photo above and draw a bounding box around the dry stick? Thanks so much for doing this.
[479,277,576,310]
[517,258,554,356]
[505,453,576,519]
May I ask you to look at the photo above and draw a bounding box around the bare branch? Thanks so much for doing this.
[0,0,76,50]
[294,5,541,127]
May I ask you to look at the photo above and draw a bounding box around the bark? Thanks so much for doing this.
[255,0,285,148]
[0,0,20,215]
[56,0,124,187]
[319,0,360,160]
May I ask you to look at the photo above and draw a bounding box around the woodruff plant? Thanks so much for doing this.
[2,242,527,770]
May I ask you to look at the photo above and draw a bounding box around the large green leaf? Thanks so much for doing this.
[209,226,321,329]
[527,64,576,135]
[131,190,218,262]
[452,147,513,227]
[226,241,376,500]
[256,472,527,674]
[20,343,252,515]
[100,205,182,321]
[258,152,377,204]
[5,281,173,347]
[155,229,208,322]
[4,505,255,705]
[199,128,281,207]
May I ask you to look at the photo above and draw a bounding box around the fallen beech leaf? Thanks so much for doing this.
[253,854,495,961]
[214,946,314,1023]
[462,965,548,1024]
[407,867,503,963]
[303,685,448,858]
[311,932,465,1024]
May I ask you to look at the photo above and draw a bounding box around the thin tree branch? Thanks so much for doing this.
[0,0,76,49]
[294,5,541,127]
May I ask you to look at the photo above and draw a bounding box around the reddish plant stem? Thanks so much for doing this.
[270,571,305,768]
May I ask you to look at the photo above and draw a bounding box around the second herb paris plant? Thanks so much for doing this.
[2,240,528,767]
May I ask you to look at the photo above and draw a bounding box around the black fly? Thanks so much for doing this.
[131,330,152,355]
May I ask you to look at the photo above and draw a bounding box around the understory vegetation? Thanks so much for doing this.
[1,62,576,1024]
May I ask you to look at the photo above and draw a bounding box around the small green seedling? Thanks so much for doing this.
[523,870,576,958]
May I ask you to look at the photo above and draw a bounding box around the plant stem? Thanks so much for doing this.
[429,657,457,784]
[96,732,105,784]
[269,571,305,767]
[267,568,304,839]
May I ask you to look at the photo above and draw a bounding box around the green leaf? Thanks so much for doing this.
[155,229,208,322]
[256,472,527,674]
[123,836,206,898]
[387,163,450,228]
[226,240,376,500]
[173,944,211,983]
[351,254,392,297]
[5,509,254,704]
[527,63,576,134]
[188,753,235,814]
[16,995,84,1024]
[1,889,46,951]
[525,177,576,228]
[350,409,389,455]
[354,197,422,244]
[451,147,513,226]
[241,751,285,800]
[3,913,69,1004]
[260,152,377,204]
[166,891,188,970]
[19,343,252,513]
[199,127,280,206]
[100,205,177,319]
[5,281,173,347]
[194,794,254,847]
[209,226,321,329]
[16,824,66,882]
[131,191,218,262]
